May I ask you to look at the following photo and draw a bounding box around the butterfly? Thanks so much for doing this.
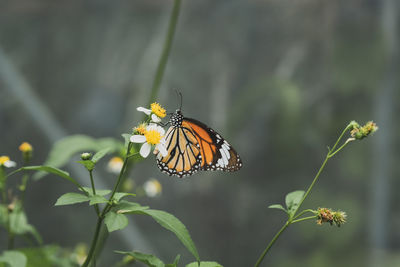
[155,109,242,178]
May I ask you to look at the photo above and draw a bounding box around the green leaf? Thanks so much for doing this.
[88,195,108,205]
[55,192,89,206]
[81,187,111,197]
[92,148,110,163]
[76,160,95,171]
[165,255,181,267]
[105,211,129,232]
[186,262,223,267]
[114,201,149,214]
[19,245,77,267]
[137,209,200,262]
[113,192,136,202]
[285,190,305,216]
[8,166,84,191]
[115,251,164,267]
[268,204,287,213]
[0,250,27,267]
[33,135,124,180]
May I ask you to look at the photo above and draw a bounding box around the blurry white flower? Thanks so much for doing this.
[107,157,123,174]
[143,178,162,197]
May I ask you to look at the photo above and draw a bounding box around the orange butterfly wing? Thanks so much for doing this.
[156,115,242,178]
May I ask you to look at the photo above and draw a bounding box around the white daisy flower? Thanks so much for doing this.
[0,156,16,168]
[130,124,168,158]
[143,178,162,197]
[136,103,166,123]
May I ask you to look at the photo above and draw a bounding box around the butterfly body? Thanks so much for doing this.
[156,110,242,178]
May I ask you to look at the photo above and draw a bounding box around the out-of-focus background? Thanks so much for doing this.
[0,0,399,266]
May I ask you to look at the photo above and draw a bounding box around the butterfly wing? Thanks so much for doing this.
[156,125,202,177]
[183,118,242,172]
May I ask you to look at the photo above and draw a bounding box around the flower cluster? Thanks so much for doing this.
[316,208,347,227]
[131,103,168,158]
[350,121,378,140]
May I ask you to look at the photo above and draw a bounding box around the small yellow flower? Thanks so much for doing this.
[151,102,166,118]
[74,243,88,265]
[0,156,16,168]
[143,178,162,197]
[134,123,147,135]
[107,157,124,174]
[19,142,33,152]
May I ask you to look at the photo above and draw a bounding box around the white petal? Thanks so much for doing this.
[130,135,146,143]
[151,114,161,123]
[156,143,168,157]
[158,126,165,136]
[137,107,151,115]
[4,160,16,168]
[140,143,151,158]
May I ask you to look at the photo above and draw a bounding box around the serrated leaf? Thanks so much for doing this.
[186,262,223,267]
[8,166,84,191]
[8,209,42,244]
[113,192,136,202]
[115,251,164,267]
[76,160,95,171]
[92,148,111,163]
[285,190,305,216]
[33,135,124,180]
[268,204,287,213]
[0,250,27,267]
[105,211,128,232]
[88,195,108,205]
[136,209,200,262]
[55,192,89,206]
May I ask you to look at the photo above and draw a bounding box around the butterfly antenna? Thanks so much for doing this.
[174,89,183,110]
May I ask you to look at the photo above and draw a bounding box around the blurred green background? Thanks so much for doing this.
[0,0,399,266]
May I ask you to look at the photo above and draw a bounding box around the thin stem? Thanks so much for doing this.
[254,222,290,267]
[292,209,315,220]
[89,170,100,217]
[147,0,181,104]
[292,215,317,224]
[255,124,353,266]
[82,216,103,267]
[81,143,132,267]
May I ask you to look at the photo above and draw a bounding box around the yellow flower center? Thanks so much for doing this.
[151,102,166,118]
[134,123,147,135]
[0,156,10,166]
[19,142,33,152]
[145,130,162,145]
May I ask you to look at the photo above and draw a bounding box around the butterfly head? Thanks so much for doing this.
[170,109,184,127]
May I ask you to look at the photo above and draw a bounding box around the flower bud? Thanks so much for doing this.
[81,152,92,160]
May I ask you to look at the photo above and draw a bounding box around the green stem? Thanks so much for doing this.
[292,209,315,220]
[81,143,132,267]
[82,216,103,267]
[147,0,181,104]
[254,222,290,267]
[255,124,353,266]
[291,215,317,224]
[89,170,100,217]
